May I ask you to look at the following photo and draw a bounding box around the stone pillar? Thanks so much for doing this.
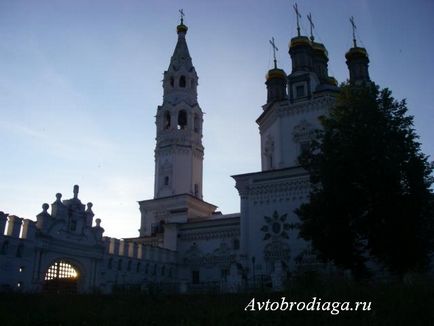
[6,215,23,238]
[21,219,36,240]
[0,212,7,235]
[118,240,126,256]
[137,244,144,260]
[128,242,137,258]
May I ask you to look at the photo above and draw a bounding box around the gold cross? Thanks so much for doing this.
[350,16,357,47]
[307,13,315,41]
[293,3,301,37]
[269,37,279,69]
[179,9,185,24]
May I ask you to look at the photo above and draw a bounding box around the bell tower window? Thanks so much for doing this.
[179,75,186,88]
[164,111,171,129]
[194,114,200,133]
[177,110,187,129]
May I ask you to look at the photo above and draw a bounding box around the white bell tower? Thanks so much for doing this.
[154,17,204,199]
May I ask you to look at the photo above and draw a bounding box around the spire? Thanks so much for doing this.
[164,11,198,105]
[345,16,370,85]
[171,10,193,72]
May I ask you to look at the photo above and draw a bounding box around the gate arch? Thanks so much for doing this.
[43,260,81,294]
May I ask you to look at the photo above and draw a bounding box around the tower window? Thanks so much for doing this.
[164,176,169,186]
[296,85,305,98]
[177,110,187,129]
[170,76,174,87]
[194,114,200,133]
[164,111,171,129]
[179,75,186,88]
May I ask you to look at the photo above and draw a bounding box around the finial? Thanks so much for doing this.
[269,37,279,69]
[350,16,357,47]
[73,185,79,199]
[95,218,101,227]
[293,3,302,37]
[307,13,315,42]
[179,9,185,25]
[55,193,62,201]
[87,202,93,209]
[42,203,49,212]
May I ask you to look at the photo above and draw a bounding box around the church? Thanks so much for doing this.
[0,12,372,293]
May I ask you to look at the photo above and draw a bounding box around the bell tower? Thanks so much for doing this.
[154,15,204,199]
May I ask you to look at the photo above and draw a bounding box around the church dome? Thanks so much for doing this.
[345,46,368,60]
[289,36,311,49]
[266,67,286,81]
[177,23,188,34]
[312,42,328,58]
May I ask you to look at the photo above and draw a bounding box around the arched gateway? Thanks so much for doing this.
[43,260,80,294]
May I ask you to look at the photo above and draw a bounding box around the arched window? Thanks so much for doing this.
[177,110,187,129]
[44,261,79,281]
[179,75,186,88]
[194,114,200,133]
[170,76,174,87]
[164,111,171,129]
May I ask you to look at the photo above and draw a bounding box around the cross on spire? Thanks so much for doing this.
[307,13,315,42]
[350,16,357,47]
[269,37,279,69]
[293,3,302,37]
[179,9,185,24]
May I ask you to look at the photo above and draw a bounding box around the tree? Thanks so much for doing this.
[296,82,434,278]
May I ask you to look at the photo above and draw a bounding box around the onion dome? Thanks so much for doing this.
[266,67,286,81]
[345,46,368,61]
[345,46,370,84]
[289,36,311,49]
[311,42,328,58]
[327,77,338,86]
[177,23,188,34]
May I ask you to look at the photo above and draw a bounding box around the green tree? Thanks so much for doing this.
[296,82,434,278]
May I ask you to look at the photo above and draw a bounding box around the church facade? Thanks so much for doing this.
[0,16,372,294]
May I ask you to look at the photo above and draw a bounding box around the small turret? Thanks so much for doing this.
[346,16,370,85]
[266,37,287,103]
[346,46,370,85]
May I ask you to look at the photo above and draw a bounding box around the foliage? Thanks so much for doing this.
[297,82,434,278]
